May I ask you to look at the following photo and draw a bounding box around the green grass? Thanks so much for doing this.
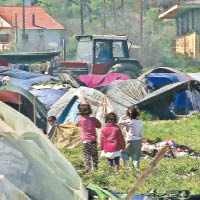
[61,114,200,195]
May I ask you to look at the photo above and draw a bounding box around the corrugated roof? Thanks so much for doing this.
[0,6,66,30]
[158,2,200,19]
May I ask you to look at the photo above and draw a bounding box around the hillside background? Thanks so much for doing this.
[2,0,200,69]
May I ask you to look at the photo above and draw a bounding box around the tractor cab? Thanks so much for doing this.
[59,35,142,78]
[75,35,130,74]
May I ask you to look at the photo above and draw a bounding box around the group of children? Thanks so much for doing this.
[77,103,144,173]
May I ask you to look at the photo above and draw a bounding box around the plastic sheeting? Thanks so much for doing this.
[102,79,147,116]
[51,122,81,149]
[78,73,129,88]
[48,87,113,125]
[0,175,31,200]
[188,72,200,82]
[0,101,87,200]
[136,81,200,119]
[0,67,58,90]
[30,89,66,109]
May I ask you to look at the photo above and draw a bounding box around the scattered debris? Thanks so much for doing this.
[142,138,200,159]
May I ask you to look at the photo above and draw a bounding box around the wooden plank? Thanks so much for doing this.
[175,32,199,58]
[125,144,169,200]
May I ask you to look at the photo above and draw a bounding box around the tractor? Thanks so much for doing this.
[56,35,142,78]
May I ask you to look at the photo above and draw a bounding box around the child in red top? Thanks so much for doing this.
[77,103,101,172]
[100,112,125,171]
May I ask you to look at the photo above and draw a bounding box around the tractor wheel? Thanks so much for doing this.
[107,62,141,79]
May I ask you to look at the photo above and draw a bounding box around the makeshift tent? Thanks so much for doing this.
[0,85,47,130]
[137,67,181,81]
[48,87,113,125]
[0,67,58,90]
[140,72,200,115]
[136,80,200,119]
[0,90,22,104]
[78,73,129,88]
[0,101,87,200]
[102,79,147,116]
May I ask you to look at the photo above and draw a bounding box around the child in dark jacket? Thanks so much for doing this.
[77,103,101,173]
[100,112,125,171]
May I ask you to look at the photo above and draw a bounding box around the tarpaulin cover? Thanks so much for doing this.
[188,72,200,82]
[145,73,200,114]
[0,67,58,90]
[136,81,200,119]
[51,122,81,149]
[30,89,66,109]
[102,79,147,117]
[0,101,87,200]
[0,85,47,129]
[78,73,129,88]
[0,175,31,200]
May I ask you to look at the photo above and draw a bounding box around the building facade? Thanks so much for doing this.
[0,6,67,53]
[159,1,200,58]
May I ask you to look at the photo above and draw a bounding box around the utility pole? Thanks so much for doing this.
[103,0,106,29]
[80,0,84,35]
[22,0,26,48]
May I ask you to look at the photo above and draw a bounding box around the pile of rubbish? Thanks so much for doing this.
[142,138,200,159]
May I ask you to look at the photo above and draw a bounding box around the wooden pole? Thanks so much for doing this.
[125,144,169,200]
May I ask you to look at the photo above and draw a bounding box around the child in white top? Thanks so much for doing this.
[119,106,144,169]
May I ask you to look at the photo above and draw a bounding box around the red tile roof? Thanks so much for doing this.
[0,6,66,30]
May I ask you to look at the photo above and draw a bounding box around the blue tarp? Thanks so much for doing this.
[146,73,200,114]
[0,67,58,90]
[30,89,66,109]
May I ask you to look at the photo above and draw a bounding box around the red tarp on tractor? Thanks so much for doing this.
[78,73,130,88]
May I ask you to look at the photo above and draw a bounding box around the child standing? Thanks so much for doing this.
[100,112,125,172]
[119,106,144,169]
[77,103,101,173]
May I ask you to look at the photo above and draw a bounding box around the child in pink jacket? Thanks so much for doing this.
[100,112,125,172]
[77,103,101,173]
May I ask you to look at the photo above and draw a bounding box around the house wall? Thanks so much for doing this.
[17,29,66,52]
